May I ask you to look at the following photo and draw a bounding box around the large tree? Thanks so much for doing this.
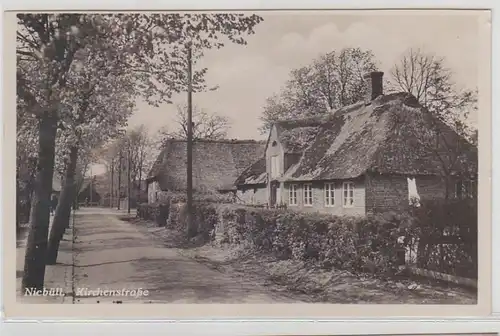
[390,48,478,199]
[157,104,231,143]
[390,48,477,140]
[46,50,136,264]
[259,47,378,133]
[16,102,38,229]
[17,13,263,290]
[17,14,109,291]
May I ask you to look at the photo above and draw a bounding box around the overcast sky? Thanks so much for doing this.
[126,10,481,143]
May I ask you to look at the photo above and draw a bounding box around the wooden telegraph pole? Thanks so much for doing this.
[117,149,122,210]
[127,142,131,214]
[110,158,114,208]
[89,166,93,206]
[186,42,195,237]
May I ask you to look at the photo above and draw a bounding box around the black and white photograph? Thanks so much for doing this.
[6,9,492,316]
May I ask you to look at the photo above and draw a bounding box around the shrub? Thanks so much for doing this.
[166,201,185,230]
[141,194,477,279]
[192,205,411,276]
[167,191,236,204]
[136,202,169,227]
[408,198,477,279]
[137,203,154,220]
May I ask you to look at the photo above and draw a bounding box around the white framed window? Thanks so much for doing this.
[289,184,298,206]
[343,182,355,207]
[324,183,335,207]
[270,155,280,178]
[303,184,313,206]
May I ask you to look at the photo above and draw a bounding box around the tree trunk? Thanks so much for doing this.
[46,146,79,265]
[117,151,122,210]
[127,149,131,214]
[138,157,143,203]
[22,115,58,291]
[16,177,21,232]
[110,159,114,208]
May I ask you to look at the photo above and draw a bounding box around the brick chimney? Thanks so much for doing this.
[363,71,384,104]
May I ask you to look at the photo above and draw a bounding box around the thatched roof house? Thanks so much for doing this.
[281,93,476,181]
[77,176,102,204]
[147,139,266,198]
[236,71,478,214]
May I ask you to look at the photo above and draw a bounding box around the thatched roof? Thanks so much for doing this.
[148,139,266,192]
[236,92,478,185]
[234,157,267,186]
[275,119,323,154]
[282,93,477,181]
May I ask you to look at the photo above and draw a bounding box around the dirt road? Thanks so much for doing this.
[71,208,306,303]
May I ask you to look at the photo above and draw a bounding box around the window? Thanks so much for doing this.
[303,184,313,206]
[343,182,355,207]
[270,155,280,178]
[289,184,298,206]
[324,183,335,207]
[455,180,476,199]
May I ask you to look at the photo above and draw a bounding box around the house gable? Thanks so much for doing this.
[266,125,285,181]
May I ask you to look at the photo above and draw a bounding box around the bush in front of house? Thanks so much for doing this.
[140,194,477,279]
[137,203,154,220]
[166,201,185,230]
[408,198,477,279]
[166,191,236,204]
[137,202,169,227]
[191,203,412,276]
[166,201,220,241]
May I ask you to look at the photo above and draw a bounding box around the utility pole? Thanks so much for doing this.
[127,143,131,214]
[117,149,122,210]
[186,42,195,237]
[110,158,114,208]
[89,166,93,206]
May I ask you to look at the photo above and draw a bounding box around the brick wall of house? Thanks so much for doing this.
[283,178,366,216]
[236,185,267,205]
[365,173,408,213]
[414,175,448,200]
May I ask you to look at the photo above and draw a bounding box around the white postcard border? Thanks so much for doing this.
[1,0,498,333]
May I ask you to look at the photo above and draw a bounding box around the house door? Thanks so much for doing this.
[270,181,278,206]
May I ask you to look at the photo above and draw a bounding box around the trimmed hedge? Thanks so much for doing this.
[136,202,169,227]
[137,194,477,279]
[211,205,413,276]
[409,199,477,279]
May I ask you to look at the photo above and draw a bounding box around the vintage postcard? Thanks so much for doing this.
[3,8,492,318]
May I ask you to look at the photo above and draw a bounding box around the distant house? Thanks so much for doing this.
[52,175,62,196]
[146,139,266,203]
[78,177,102,204]
[235,71,478,215]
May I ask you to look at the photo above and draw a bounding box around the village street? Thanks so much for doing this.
[16,208,309,304]
[16,207,478,305]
